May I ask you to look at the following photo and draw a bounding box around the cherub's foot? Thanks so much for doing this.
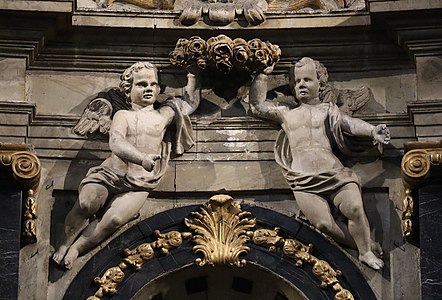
[63,248,79,270]
[371,240,383,258]
[359,251,384,270]
[52,245,69,265]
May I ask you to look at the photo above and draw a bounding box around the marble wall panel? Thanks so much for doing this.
[0,185,22,300]
[419,184,442,300]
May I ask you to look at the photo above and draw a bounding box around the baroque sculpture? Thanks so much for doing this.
[87,195,354,300]
[249,57,390,270]
[53,61,200,269]
[95,0,359,26]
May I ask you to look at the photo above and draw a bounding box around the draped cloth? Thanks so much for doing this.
[79,98,195,193]
[274,103,368,194]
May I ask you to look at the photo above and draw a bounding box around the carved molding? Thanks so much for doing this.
[0,143,41,244]
[401,141,442,240]
[87,195,354,299]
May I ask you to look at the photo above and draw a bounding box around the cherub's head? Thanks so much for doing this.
[120,62,160,107]
[289,57,329,104]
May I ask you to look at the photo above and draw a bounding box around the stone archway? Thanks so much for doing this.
[64,196,376,300]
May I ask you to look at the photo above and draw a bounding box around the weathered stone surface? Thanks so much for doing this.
[26,72,119,115]
[175,160,287,192]
[0,0,71,12]
[0,58,26,102]
[370,0,442,12]
[334,72,416,113]
[417,56,442,101]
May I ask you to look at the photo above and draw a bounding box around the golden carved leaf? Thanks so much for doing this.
[185,194,256,267]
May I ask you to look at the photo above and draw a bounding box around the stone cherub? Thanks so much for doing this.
[249,57,390,270]
[53,62,200,269]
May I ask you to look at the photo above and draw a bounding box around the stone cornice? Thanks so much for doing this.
[5,97,440,129]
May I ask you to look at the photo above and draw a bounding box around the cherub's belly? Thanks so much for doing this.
[290,147,343,174]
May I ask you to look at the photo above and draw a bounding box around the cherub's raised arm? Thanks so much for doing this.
[181,72,201,115]
[249,72,287,124]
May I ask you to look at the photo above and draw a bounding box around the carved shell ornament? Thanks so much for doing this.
[87,195,354,300]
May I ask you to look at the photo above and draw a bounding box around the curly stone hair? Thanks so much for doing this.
[119,62,158,104]
[289,57,336,104]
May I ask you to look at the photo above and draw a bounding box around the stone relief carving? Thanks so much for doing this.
[53,61,200,270]
[249,57,390,270]
[168,35,382,116]
[89,0,364,26]
[87,195,354,300]
[169,35,281,74]
[169,34,281,113]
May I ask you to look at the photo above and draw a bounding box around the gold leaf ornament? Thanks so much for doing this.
[185,194,256,267]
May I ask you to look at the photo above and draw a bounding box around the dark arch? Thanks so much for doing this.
[64,204,376,300]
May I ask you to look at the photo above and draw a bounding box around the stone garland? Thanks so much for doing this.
[169,35,281,74]
[87,195,354,300]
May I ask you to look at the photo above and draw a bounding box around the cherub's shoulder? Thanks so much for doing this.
[114,109,131,116]
[112,109,133,122]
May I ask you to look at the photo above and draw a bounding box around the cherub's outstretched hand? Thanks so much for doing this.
[373,124,391,145]
[142,155,161,172]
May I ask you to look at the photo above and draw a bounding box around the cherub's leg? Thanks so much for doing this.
[53,183,109,265]
[331,183,383,270]
[63,191,148,269]
[293,191,354,247]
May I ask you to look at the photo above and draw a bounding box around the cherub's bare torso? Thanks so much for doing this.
[281,103,343,174]
[105,106,173,174]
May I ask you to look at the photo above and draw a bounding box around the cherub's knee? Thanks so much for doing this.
[107,214,127,230]
[78,184,108,215]
[346,204,365,219]
[315,220,333,233]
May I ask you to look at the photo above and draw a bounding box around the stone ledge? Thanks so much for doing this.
[0,0,72,12]
[369,0,442,12]
[72,12,370,29]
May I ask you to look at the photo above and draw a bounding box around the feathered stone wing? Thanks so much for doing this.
[73,88,130,136]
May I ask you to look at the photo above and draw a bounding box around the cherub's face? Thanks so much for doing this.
[130,68,160,107]
[294,62,320,103]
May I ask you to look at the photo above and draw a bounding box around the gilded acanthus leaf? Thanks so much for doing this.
[185,194,256,267]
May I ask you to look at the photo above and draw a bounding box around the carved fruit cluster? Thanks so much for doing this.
[169,35,281,74]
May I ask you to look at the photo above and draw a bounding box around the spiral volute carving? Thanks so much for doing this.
[10,151,41,188]
[402,149,431,179]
